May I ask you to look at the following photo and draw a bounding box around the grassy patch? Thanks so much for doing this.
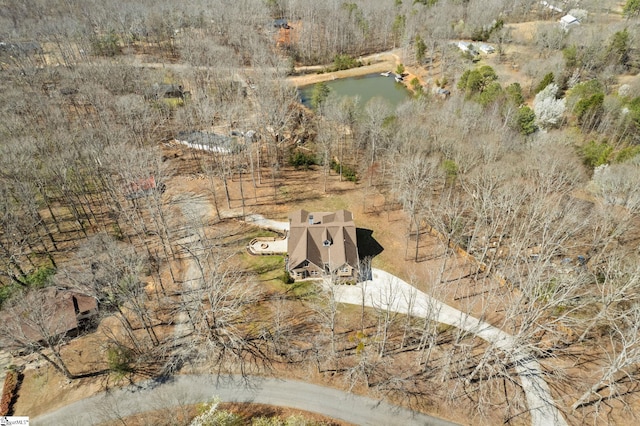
[246,255,285,276]
[239,252,285,291]
[162,97,184,108]
[234,229,280,247]
[283,280,319,298]
[0,284,20,308]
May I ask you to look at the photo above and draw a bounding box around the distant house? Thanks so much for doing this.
[0,287,98,348]
[147,83,189,101]
[273,19,291,29]
[126,176,166,200]
[540,1,563,13]
[560,14,579,30]
[274,19,295,48]
[287,209,359,281]
[478,44,495,54]
[434,87,451,99]
[455,41,479,56]
[0,41,42,56]
[456,41,470,52]
[174,130,242,154]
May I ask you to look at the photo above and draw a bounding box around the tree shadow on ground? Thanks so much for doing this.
[356,228,384,281]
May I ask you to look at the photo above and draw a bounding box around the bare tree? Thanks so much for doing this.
[0,289,82,379]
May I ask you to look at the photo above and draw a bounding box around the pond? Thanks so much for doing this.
[298,73,412,110]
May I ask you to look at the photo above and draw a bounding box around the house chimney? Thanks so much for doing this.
[72,295,80,316]
[308,214,314,225]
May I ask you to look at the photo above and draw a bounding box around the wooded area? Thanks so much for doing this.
[2,0,640,424]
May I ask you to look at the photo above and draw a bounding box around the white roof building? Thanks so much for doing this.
[560,14,579,30]
[540,1,563,13]
[455,41,479,56]
[456,41,471,52]
[479,44,495,54]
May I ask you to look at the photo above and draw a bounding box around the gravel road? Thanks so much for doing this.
[32,374,459,426]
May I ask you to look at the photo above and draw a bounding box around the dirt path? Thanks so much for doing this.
[288,49,402,87]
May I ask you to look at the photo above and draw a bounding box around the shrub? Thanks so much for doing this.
[457,66,498,98]
[410,77,423,96]
[1,370,19,416]
[289,151,317,169]
[615,146,640,163]
[0,284,20,308]
[563,80,604,131]
[435,77,450,89]
[623,0,640,17]
[281,271,294,284]
[534,72,554,94]
[310,82,330,109]
[574,93,604,125]
[25,266,56,288]
[582,140,612,168]
[342,166,357,182]
[330,160,357,182]
[415,35,426,63]
[330,54,362,72]
[91,31,121,57]
[477,81,503,106]
[506,82,524,107]
[514,106,538,135]
[442,159,458,183]
[191,397,243,426]
[107,346,135,378]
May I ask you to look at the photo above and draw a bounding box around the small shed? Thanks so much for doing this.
[540,1,563,13]
[479,44,495,54]
[126,176,166,200]
[478,43,496,55]
[560,14,579,30]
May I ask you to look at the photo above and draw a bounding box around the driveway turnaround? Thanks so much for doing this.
[244,214,290,233]
[33,374,459,426]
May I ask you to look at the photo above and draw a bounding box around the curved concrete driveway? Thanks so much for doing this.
[333,269,568,426]
[33,375,459,426]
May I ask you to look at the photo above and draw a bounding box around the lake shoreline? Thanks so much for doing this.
[297,73,411,110]
[287,49,423,96]
[288,59,394,87]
